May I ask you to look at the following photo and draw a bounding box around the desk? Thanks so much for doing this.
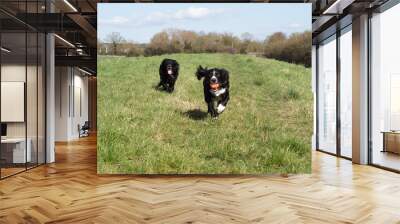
[382,131,400,154]
[1,138,31,163]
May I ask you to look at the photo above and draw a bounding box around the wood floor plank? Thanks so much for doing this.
[0,135,400,223]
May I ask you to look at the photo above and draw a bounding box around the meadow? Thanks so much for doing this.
[97,53,312,174]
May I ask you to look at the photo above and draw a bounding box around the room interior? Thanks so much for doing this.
[0,28,46,178]
[0,0,97,179]
[312,0,400,172]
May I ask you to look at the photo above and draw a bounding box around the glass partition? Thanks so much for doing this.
[1,31,28,177]
[0,1,46,179]
[317,35,337,154]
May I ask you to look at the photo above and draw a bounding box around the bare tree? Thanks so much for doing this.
[263,31,311,67]
[145,31,170,55]
[110,28,310,67]
[241,32,253,41]
[263,32,287,60]
[105,32,125,55]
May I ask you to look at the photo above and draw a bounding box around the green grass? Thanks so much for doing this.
[97,53,313,174]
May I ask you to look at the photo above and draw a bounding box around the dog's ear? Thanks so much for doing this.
[196,65,207,80]
[220,69,229,84]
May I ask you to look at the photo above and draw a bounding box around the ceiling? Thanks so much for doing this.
[310,0,390,41]
[1,0,394,74]
[0,0,98,74]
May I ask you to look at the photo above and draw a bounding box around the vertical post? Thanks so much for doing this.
[336,29,341,157]
[352,14,369,164]
[312,45,318,151]
[24,81,27,168]
[0,23,2,179]
[315,44,320,151]
[46,1,55,163]
[367,11,373,165]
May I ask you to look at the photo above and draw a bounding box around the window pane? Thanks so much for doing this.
[340,27,352,158]
[318,36,337,154]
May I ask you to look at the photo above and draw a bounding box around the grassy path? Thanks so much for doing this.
[98,53,312,174]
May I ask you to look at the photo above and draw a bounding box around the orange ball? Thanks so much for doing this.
[210,83,220,90]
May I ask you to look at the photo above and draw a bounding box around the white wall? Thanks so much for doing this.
[55,66,70,141]
[72,70,89,136]
[55,67,89,141]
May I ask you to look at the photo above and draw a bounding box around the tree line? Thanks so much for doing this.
[98,29,311,67]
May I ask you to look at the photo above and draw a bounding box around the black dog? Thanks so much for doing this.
[196,66,230,118]
[158,59,179,93]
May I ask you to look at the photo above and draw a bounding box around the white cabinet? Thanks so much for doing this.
[1,138,32,163]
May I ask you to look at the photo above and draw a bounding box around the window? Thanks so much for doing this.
[339,26,352,158]
[370,3,400,171]
[317,35,337,154]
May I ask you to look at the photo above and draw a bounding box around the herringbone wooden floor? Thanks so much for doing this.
[1,135,400,223]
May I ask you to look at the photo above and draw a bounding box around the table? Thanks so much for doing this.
[381,131,400,154]
[1,138,31,163]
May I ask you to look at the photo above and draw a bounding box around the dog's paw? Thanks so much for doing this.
[217,104,225,113]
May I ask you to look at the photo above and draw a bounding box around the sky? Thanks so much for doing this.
[98,3,311,44]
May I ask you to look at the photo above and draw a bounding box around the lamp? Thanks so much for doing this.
[54,34,75,48]
[78,67,93,76]
[63,0,78,12]
[1,47,11,53]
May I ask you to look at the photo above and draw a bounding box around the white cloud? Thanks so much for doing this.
[140,7,226,26]
[288,23,302,29]
[99,7,226,28]
[99,16,130,26]
[143,12,170,25]
[174,7,223,19]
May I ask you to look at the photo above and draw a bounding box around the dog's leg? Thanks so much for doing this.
[157,81,163,89]
[158,79,167,90]
[163,81,170,91]
[207,102,212,114]
[168,81,175,93]
[162,78,171,93]
[170,79,176,92]
[164,82,172,93]
[207,102,217,118]
[217,92,230,114]
[217,104,225,114]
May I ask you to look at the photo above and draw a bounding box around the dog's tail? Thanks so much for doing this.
[196,65,207,80]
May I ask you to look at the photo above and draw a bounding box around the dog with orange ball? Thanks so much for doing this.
[196,66,230,118]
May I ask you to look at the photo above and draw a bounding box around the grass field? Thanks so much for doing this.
[97,53,313,174]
